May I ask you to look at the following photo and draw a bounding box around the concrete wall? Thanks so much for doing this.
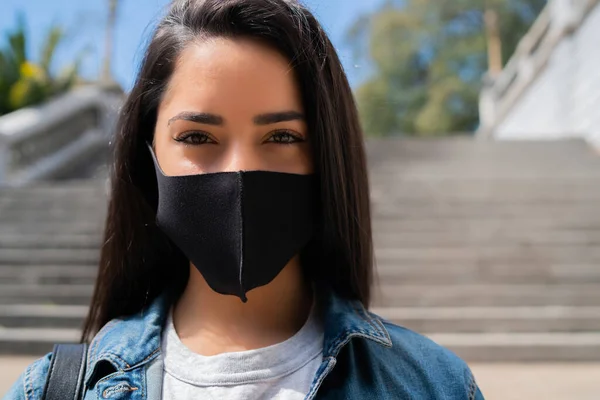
[494,4,600,144]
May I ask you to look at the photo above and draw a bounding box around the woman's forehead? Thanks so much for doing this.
[160,37,303,117]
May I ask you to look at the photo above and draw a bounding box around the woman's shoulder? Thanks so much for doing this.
[3,353,52,400]
[364,314,483,399]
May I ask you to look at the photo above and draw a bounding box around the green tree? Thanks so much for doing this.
[348,0,546,136]
[0,15,83,116]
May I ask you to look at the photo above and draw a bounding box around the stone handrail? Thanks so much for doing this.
[477,0,599,137]
[0,85,123,185]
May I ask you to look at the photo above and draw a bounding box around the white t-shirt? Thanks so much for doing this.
[161,304,324,400]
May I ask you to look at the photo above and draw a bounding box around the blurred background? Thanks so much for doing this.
[1,0,599,398]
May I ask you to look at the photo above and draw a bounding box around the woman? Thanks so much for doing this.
[6,0,484,399]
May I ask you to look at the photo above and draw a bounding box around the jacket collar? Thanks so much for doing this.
[84,294,169,387]
[85,286,391,387]
[317,285,392,358]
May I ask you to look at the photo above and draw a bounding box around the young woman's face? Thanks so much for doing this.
[154,37,312,175]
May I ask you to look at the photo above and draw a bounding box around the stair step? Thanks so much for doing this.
[1,224,103,236]
[372,217,600,232]
[0,284,93,305]
[0,234,102,249]
[374,246,600,264]
[0,328,81,355]
[370,188,600,202]
[0,249,99,265]
[0,183,105,195]
[373,284,600,307]
[372,306,600,333]
[372,204,600,219]
[427,332,600,362]
[0,305,87,328]
[374,230,600,247]
[368,180,600,198]
[0,195,104,204]
[0,265,97,285]
[0,199,104,207]
[0,215,105,224]
[374,263,600,284]
[0,265,97,276]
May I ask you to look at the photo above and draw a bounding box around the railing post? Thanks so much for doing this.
[477,74,497,139]
[550,0,579,34]
[517,56,535,87]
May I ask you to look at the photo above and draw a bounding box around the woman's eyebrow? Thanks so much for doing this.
[167,112,224,126]
[254,111,305,125]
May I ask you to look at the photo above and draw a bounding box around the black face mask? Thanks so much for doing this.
[148,144,316,302]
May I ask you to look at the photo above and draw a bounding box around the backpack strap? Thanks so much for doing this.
[42,344,88,400]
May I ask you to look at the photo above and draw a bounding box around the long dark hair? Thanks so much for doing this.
[82,0,372,341]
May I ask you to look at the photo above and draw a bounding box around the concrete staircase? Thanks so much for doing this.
[1,138,600,361]
[0,181,106,354]
[369,138,600,361]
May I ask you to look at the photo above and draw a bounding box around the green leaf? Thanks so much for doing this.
[0,14,85,115]
[8,13,28,66]
[40,25,65,74]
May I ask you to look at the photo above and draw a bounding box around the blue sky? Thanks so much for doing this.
[0,0,384,91]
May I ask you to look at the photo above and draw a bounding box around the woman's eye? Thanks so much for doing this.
[174,132,213,145]
[267,131,304,144]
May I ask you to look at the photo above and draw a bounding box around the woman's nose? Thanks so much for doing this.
[220,143,264,172]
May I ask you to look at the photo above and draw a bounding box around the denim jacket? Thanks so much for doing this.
[5,287,484,400]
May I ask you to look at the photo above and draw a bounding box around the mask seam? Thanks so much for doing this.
[238,172,246,301]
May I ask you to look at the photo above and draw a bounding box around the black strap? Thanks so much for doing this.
[42,344,88,400]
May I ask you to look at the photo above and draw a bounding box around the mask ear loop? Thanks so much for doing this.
[146,141,169,177]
